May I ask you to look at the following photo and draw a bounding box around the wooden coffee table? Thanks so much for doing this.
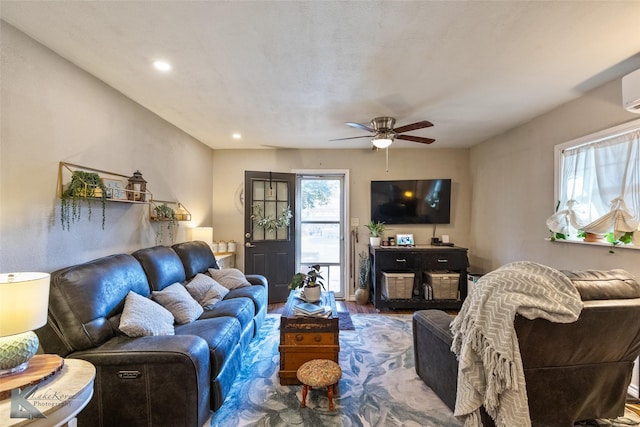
[278,290,340,385]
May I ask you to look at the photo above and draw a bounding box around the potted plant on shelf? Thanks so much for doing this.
[153,203,179,244]
[355,251,370,305]
[289,264,325,302]
[60,170,108,231]
[365,220,386,247]
[581,231,605,243]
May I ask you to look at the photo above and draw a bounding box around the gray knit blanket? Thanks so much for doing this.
[450,261,583,427]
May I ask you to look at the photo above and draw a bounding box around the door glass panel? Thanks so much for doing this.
[277,182,288,201]
[300,223,340,263]
[253,182,264,200]
[264,201,277,241]
[265,185,276,201]
[326,265,341,294]
[301,180,340,221]
[251,179,290,242]
[276,201,290,240]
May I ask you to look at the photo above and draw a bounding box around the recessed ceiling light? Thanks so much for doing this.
[153,60,172,72]
[232,133,242,140]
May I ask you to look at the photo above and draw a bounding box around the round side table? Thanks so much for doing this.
[0,357,95,427]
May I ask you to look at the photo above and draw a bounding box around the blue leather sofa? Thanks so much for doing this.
[37,241,267,427]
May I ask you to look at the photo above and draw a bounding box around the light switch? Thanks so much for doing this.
[351,218,359,226]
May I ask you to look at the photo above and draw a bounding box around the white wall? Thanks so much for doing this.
[469,77,640,278]
[469,76,640,396]
[0,22,214,272]
[211,147,471,293]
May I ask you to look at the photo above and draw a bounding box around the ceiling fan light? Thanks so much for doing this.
[372,136,393,149]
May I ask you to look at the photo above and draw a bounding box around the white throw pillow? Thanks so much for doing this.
[208,268,252,290]
[119,291,175,337]
[186,273,228,307]
[152,283,204,324]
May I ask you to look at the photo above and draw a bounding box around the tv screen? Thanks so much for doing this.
[371,179,451,225]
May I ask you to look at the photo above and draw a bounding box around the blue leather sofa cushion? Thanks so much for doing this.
[175,316,240,378]
[132,246,186,291]
[225,285,266,313]
[199,298,255,331]
[48,254,151,352]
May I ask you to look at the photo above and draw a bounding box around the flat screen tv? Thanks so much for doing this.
[371,179,451,224]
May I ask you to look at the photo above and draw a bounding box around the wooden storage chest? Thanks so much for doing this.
[278,291,339,385]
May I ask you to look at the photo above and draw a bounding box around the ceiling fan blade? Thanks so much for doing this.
[329,135,373,141]
[396,134,436,144]
[393,120,434,134]
[345,122,375,133]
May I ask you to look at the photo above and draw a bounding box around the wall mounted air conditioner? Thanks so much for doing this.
[622,68,640,113]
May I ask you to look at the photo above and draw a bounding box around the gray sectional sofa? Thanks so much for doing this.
[36,240,267,427]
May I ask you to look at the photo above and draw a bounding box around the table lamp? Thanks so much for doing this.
[189,227,213,245]
[0,272,50,376]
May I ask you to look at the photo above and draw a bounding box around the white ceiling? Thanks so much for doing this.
[2,1,640,150]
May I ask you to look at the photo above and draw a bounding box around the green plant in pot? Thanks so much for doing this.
[60,171,108,231]
[605,230,634,253]
[154,203,179,244]
[355,251,370,305]
[365,220,386,247]
[289,264,325,302]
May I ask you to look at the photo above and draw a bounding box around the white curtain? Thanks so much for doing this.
[546,130,640,239]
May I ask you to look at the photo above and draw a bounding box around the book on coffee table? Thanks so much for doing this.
[294,302,325,315]
[294,308,332,318]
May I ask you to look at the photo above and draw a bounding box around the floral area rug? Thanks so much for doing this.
[211,313,461,427]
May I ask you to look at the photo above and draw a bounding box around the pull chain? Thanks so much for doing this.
[386,147,389,172]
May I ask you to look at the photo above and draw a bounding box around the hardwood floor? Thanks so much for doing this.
[267,300,416,315]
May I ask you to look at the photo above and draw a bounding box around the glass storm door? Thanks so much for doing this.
[297,174,346,299]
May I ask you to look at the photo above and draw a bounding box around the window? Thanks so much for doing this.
[547,118,640,246]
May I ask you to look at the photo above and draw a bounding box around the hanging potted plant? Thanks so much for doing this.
[289,264,325,302]
[365,220,386,247]
[355,251,370,305]
[60,170,108,231]
[154,203,179,244]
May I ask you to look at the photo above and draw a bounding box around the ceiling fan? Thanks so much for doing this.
[331,116,435,148]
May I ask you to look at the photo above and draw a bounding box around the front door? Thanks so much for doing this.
[244,171,296,303]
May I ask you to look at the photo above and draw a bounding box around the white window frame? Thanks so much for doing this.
[551,117,640,249]
[292,169,350,299]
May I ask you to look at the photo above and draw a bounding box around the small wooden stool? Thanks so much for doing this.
[296,359,342,411]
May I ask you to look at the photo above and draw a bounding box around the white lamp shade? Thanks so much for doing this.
[189,227,213,244]
[372,137,393,149]
[0,273,50,337]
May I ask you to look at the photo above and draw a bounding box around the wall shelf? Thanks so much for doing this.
[58,162,152,203]
[149,200,192,222]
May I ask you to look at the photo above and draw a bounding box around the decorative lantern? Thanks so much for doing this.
[174,203,190,221]
[126,170,147,202]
